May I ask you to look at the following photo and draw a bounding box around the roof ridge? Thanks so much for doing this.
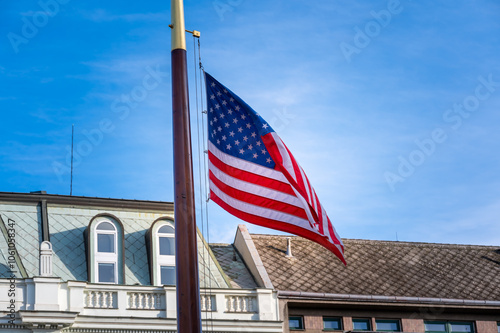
[249,233,499,249]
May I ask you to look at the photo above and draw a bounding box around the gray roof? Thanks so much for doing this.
[0,193,230,288]
[251,234,500,301]
[210,244,258,289]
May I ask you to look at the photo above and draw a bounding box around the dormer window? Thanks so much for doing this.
[87,215,124,284]
[147,219,176,286]
[158,224,175,285]
[95,221,118,283]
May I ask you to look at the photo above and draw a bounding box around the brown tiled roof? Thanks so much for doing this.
[251,235,500,301]
[210,244,258,289]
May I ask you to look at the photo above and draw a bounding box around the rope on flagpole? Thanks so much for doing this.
[191,31,215,333]
[198,38,209,205]
[198,38,215,333]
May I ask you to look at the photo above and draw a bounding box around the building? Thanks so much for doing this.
[231,225,500,333]
[0,192,281,333]
[2,191,499,333]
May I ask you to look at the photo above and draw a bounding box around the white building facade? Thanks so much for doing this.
[0,192,282,333]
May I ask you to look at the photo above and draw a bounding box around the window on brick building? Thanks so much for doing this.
[376,319,401,332]
[353,319,371,331]
[425,321,474,333]
[323,317,342,331]
[289,316,304,330]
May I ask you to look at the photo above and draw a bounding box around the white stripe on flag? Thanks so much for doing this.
[270,133,296,180]
[299,165,313,206]
[208,141,288,183]
[209,161,303,208]
[320,205,334,243]
[329,214,343,246]
[210,180,313,230]
[287,182,322,233]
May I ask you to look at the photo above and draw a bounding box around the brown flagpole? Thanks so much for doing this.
[171,0,202,332]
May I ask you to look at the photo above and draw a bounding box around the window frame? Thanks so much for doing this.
[147,218,176,286]
[156,222,175,285]
[425,321,474,333]
[353,318,372,332]
[97,262,116,283]
[87,215,125,284]
[323,317,342,331]
[289,316,304,331]
[375,319,401,332]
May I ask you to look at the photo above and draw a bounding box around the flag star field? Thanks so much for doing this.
[207,73,275,169]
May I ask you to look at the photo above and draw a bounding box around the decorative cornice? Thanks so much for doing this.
[18,310,79,329]
[0,192,173,212]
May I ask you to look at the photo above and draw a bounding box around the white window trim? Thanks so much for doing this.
[94,220,118,284]
[155,223,175,285]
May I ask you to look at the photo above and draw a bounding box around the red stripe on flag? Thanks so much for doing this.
[283,143,310,202]
[327,216,342,247]
[262,133,311,204]
[209,170,309,220]
[314,193,325,235]
[210,190,346,266]
[208,151,295,196]
[303,168,317,211]
[262,133,284,165]
[263,133,322,224]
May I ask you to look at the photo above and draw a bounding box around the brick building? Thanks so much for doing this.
[227,225,500,333]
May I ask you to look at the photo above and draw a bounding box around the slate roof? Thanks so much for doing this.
[0,203,41,278]
[0,194,230,289]
[210,243,258,289]
[251,234,500,301]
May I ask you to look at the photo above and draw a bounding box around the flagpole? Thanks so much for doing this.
[171,0,202,332]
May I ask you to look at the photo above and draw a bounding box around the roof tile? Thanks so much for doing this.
[251,235,500,300]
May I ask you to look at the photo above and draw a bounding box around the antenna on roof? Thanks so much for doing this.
[70,124,74,196]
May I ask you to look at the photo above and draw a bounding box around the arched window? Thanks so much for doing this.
[147,219,176,286]
[87,216,124,284]
[95,221,118,283]
[157,224,175,285]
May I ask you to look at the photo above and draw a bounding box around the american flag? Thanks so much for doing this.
[205,72,345,265]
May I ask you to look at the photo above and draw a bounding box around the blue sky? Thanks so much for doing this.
[1,0,500,246]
